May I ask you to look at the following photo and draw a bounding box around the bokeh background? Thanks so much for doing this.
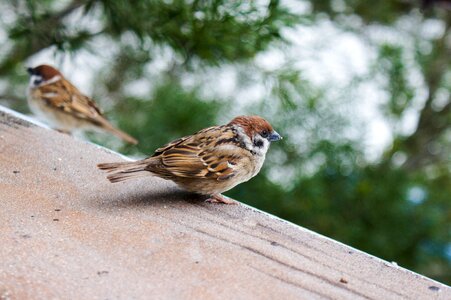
[0,0,449,284]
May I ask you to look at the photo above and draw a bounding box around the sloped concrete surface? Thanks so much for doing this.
[0,106,449,299]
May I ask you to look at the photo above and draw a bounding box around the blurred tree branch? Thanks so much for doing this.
[0,0,86,75]
[388,15,450,170]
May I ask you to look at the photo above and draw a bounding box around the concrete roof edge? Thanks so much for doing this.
[1,104,449,291]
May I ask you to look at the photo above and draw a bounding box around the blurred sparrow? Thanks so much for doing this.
[98,115,282,204]
[27,64,138,144]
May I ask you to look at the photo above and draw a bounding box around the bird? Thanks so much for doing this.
[26,64,138,144]
[97,115,282,204]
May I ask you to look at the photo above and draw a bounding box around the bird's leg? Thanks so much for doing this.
[205,194,237,205]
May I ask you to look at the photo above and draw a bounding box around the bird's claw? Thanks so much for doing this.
[205,194,237,205]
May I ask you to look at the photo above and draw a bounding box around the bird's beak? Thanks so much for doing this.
[26,67,34,75]
[268,131,282,142]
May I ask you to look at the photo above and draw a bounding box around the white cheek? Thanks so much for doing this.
[252,135,270,156]
[29,75,42,88]
[261,139,270,153]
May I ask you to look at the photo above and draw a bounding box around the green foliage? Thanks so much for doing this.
[95,0,297,63]
[311,0,416,25]
[376,44,415,118]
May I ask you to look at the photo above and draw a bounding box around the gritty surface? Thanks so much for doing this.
[0,106,449,300]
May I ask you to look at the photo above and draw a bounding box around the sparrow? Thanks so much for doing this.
[97,115,282,204]
[27,64,138,144]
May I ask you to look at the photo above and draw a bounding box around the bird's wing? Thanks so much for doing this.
[38,79,106,125]
[149,126,241,181]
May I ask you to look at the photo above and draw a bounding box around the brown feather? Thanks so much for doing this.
[32,65,61,80]
[29,65,138,144]
[98,116,277,196]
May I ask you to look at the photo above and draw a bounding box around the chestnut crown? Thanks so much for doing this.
[229,115,282,142]
[27,65,61,80]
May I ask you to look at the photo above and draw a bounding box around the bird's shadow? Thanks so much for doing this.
[95,182,209,210]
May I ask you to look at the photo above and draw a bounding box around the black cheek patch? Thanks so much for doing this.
[254,139,264,148]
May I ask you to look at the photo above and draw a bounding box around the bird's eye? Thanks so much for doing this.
[261,130,269,138]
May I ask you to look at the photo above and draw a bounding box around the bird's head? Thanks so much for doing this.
[229,115,282,155]
[27,65,62,88]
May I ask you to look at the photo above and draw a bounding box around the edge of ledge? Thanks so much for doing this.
[1,104,449,291]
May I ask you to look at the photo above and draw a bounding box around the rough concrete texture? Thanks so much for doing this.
[0,105,449,300]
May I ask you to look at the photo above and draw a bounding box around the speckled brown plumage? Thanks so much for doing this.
[27,64,138,144]
[98,115,282,204]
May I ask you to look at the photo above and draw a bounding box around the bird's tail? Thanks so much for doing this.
[97,118,138,145]
[97,160,149,183]
[103,124,138,145]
